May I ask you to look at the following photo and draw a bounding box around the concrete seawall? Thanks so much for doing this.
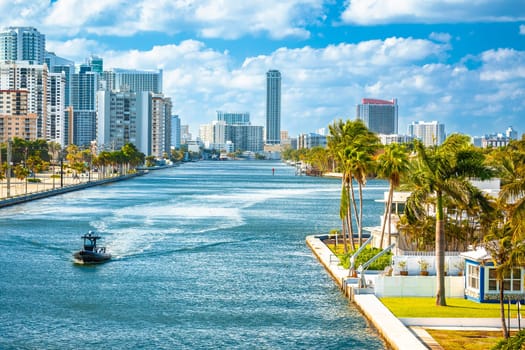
[0,172,145,209]
[306,235,428,350]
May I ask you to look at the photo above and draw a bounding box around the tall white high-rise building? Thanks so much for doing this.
[0,27,45,64]
[104,68,163,94]
[47,72,66,146]
[356,98,398,134]
[136,92,171,157]
[408,120,446,146]
[266,70,281,145]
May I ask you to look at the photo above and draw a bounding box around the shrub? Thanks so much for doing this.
[339,247,392,270]
[492,330,525,350]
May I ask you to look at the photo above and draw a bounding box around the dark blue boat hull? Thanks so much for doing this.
[73,250,111,264]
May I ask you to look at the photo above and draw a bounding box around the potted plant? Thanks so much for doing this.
[397,260,408,276]
[418,259,429,276]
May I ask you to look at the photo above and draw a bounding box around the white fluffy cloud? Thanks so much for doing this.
[38,0,324,39]
[341,0,525,25]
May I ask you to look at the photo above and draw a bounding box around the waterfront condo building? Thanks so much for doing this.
[0,61,48,139]
[297,132,328,149]
[45,52,75,145]
[266,70,281,145]
[46,72,66,146]
[408,120,446,146]
[103,68,163,94]
[71,64,97,146]
[217,111,250,125]
[171,115,181,149]
[0,27,45,64]
[356,98,398,135]
[97,90,137,151]
[136,92,171,157]
[0,90,38,141]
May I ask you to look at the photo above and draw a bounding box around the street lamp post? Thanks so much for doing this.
[6,139,12,198]
[60,152,64,188]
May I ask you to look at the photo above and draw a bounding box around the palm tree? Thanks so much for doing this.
[405,134,494,306]
[483,137,525,338]
[494,138,525,239]
[376,143,409,249]
[344,130,379,247]
[328,120,352,252]
[484,220,525,339]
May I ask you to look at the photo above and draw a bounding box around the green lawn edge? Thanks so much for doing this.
[380,297,517,318]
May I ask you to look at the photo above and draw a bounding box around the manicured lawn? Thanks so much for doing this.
[380,297,515,318]
[426,330,506,350]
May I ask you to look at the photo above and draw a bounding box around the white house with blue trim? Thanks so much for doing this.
[462,247,525,303]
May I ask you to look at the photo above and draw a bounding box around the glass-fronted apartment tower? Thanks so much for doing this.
[266,70,281,145]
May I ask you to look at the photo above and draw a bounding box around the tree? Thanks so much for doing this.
[344,127,379,247]
[328,119,379,251]
[484,137,525,338]
[404,134,494,306]
[376,143,409,248]
[13,164,29,194]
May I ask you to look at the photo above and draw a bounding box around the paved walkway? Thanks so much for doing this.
[402,317,523,330]
[0,173,144,208]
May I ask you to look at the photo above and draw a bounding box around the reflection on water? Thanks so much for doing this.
[0,161,386,349]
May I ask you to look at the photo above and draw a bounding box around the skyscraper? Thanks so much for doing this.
[136,92,171,157]
[217,111,250,125]
[356,98,398,134]
[71,65,97,146]
[47,72,66,146]
[0,61,48,139]
[97,90,137,151]
[171,115,181,149]
[105,68,163,94]
[408,120,446,146]
[0,27,45,64]
[88,55,103,74]
[266,70,281,145]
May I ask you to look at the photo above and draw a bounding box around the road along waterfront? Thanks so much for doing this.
[0,160,386,349]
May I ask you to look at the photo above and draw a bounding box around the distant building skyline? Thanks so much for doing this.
[266,69,281,145]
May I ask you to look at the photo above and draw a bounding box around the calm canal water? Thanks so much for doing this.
[0,161,387,349]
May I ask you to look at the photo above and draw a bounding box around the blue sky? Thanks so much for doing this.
[2,0,525,138]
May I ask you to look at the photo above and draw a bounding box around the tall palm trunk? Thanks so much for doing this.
[347,178,356,251]
[435,191,447,306]
[499,279,509,338]
[340,176,348,253]
[358,182,364,247]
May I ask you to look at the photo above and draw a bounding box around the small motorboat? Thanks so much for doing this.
[73,231,111,264]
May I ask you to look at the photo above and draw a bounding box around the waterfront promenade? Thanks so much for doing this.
[0,171,145,208]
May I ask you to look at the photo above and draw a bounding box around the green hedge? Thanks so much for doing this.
[338,247,392,270]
